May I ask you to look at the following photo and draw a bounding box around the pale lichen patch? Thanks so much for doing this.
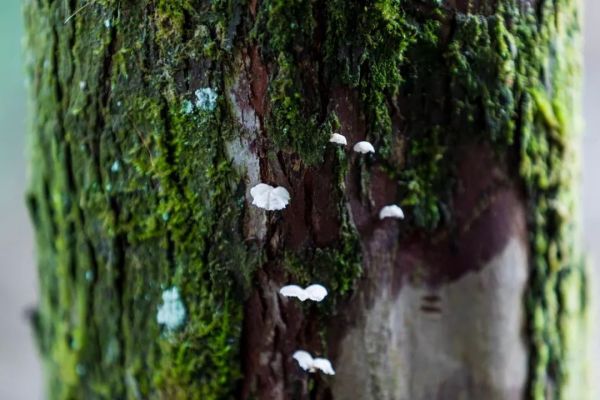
[182,100,194,115]
[157,287,187,332]
[195,87,218,111]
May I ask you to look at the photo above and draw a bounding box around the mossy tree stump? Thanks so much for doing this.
[25,0,588,399]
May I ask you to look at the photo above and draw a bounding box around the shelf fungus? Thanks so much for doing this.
[379,205,405,220]
[279,284,328,302]
[353,141,375,154]
[250,183,291,211]
[329,133,348,146]
[293,350,336,375]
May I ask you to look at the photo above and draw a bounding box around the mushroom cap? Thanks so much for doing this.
[313,357,336,375]
[304,284,328,302]
[293,350,314,371]
[353,141,375,154]
[279,285,309,301]
[379,204,405,220]
[329,133,348,145]
[250,183,291,210]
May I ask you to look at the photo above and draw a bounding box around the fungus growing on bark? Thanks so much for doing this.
[250,183,291,211]
[329,133,348,145]
[353,141,375,154]
[293,350,336,375]
[379,205,405,220]
[279,284,328,302]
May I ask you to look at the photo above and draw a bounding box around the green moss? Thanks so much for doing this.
[510,1,585,397]
[25,1,255,398]
[283,146,362,300]
[253,0,326,164]
[26,0,586,398]
[154,0,191,44]
[282,0,584,397]
[324,0,416,153]
[439,2,585,397]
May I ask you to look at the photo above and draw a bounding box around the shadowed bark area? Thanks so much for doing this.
[25,0,588,399]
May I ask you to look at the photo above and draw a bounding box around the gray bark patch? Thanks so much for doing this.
[333,237,528,400]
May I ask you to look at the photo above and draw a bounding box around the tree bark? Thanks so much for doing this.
[25,0,588,399]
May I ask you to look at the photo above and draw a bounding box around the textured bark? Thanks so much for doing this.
[25,0,588,399]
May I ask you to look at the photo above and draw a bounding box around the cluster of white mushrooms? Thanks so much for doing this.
[249,133,405,377]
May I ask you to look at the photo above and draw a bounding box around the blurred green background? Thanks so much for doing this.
[1,1,599,399]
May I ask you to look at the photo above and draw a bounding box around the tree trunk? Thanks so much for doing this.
[24,0,588,399]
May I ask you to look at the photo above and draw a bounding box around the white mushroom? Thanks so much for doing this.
[312,358,336,375]
[293,350,335,375]
[329,133,347,146]
[292,350,314,371]
[279,284,328,302]
[379,205,405,220]
[250,183,290,211]
[353,141,375,154]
